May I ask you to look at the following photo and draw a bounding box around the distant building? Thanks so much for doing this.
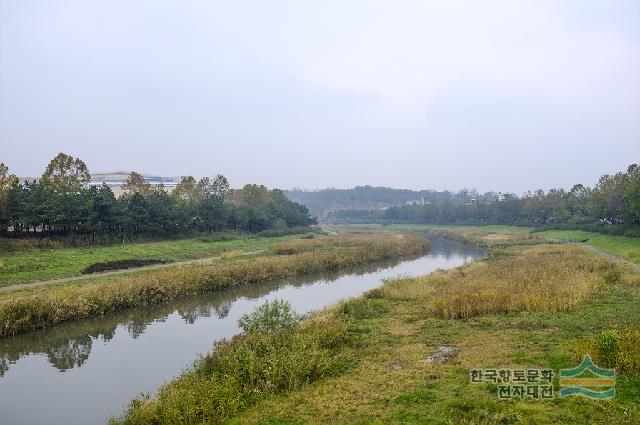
[89,171,182,196]
[406,197,429,206]
[18,171,182,196]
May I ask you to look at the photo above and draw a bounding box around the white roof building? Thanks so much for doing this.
[89,171,182,195]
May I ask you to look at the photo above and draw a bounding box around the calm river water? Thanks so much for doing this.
[0,235,485,425]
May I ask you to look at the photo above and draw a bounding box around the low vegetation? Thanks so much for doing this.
[575,326,640,378]
[269,232,418,255]
[81,259,166,274]
[116,308,347,425]
[0,233,428,337]
[115,233,640,424]
[414,225,541,248]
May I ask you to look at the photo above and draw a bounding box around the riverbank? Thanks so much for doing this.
[0,232,317,286]
[0,250,265,293]
[115,229,640,424]
[0,233,429,337]
[381,224,640,264]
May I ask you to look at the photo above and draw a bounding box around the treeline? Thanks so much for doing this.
[328,164,640,237]
[0,153,315,241]
[284,186,494,218]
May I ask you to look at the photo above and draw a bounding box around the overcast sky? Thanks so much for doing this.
[1,1,638,193]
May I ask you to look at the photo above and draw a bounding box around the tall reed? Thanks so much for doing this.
[376,244,620,319]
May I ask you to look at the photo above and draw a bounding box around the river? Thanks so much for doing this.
[0,235,485,425]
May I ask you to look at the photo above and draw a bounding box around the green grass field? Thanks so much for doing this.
[0,234,306,286]
[538,230,640,264]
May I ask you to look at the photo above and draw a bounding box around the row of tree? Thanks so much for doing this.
[285,185,495,218]
[0,153,315,240]
[328,164,640,236]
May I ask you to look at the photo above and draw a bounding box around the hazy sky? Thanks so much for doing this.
[1,1,639,193]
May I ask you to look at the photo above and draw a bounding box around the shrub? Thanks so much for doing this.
[238,300,301,333]
[575,326,640,377]
[597,330,621,366]
[115,317,347,424]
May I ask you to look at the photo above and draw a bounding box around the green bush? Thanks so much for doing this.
[238,300,301,333]
[115,318,347,424]
[576,326,640,377]
[598,330,621,366]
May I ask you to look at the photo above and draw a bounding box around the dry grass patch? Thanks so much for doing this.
[269,232,424,255]
[455,329,531,369]
[427,227,542,248]
[621,269,640,286]
[219,249,245,259]
[231,336,437,424]
[379,244,620,319]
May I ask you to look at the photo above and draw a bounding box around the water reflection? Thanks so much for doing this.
[0,256,417,375]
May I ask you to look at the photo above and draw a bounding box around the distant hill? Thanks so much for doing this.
[284,186,492,219]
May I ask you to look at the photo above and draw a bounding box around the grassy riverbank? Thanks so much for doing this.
[536,229,640,264]
[0,233,428,337]
[115,229,640,424]
[0,233,316,286]
[380,224,640,263]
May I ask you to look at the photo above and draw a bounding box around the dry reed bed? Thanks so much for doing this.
[375,244,622,319]
[427,228,542,248]
[269,232,413,255]
[0,233,428,337]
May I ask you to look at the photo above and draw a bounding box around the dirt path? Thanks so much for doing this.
[0,250,265,293]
